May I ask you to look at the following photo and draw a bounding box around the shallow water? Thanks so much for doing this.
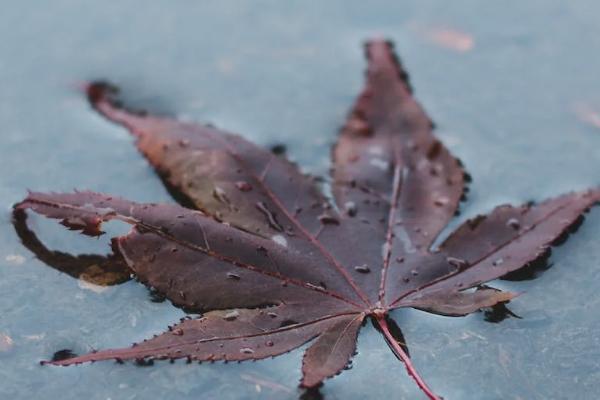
[2,1,600,399]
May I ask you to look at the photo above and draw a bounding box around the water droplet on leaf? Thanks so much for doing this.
[271,234,288,247]
[223,310,240,321]
[235,181,252,192]
[212,187,230,204]
[318,213,340,225]
[344,201,358,217]
[434,196,450,206]
[226,272,241,280]
[306,282,326,291]
[447,256,469,271]
[354,264,370,273]
[506,218,520,230]
[493,258,504,267]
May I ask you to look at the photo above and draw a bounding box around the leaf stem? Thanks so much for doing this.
[375,315,441,400]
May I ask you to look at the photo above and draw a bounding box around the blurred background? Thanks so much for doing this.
[1,1,600,399]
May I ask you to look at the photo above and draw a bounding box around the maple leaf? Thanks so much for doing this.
[14,40,600,399]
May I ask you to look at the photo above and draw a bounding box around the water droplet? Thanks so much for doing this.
[265,340,274,347]
[271,234,288,247]
[434,196,450,206]
[446,257,469,271]
[318,213,340,225]
[255,202,283,231]
[226,272,241,280]
[306,283,326,291]
[212,187,230,204]
[396,257,405,263]
[344,201,358,217]
[235,181,252,192]
[267,312,278,318]
[411,269,419,276]
[240,348,254,355]
[354,264,370,273]
[172,328,184,336]
[492,258,504,267]
[223,310,240,321]
[369,157,389,171]
[506,218,520,230]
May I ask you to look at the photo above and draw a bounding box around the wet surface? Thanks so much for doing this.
[1,1,600,399]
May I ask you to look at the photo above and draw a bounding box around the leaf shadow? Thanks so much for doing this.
[299,386,324,400]
[482,301,522,323]
[12,209,131,286]
[501,213,586,281]
[372,315,411,357]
